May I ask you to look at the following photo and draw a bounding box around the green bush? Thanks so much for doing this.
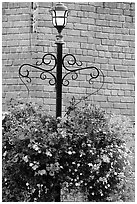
[2,100,135,201]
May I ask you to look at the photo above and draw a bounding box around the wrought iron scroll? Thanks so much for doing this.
[19,53,57,95]
[62,54,105,105]
[19,52,104,105]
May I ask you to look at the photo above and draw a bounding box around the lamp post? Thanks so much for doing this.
[50,3,69,118]
[19,2,104,201]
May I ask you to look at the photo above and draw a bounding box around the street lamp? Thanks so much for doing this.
[19,2,104,118]
[19,3,104,199]
[50,3,69,118]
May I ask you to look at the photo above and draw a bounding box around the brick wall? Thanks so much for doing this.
[2,2,135,123]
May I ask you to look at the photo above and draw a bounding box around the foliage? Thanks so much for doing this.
[2,100,135,202]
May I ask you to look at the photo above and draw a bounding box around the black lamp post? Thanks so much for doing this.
[18,3,104,201]
[50,3,69,118]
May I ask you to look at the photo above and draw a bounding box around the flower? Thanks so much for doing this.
[38,170,47,175]
[32,164,39,170]
[49,171,54,176]
[88,163,93,167]
[68,151,72,155]
[29,161,39,170]
[99,177,107,184]
[46,150,52,157]
[3,151,7,157]
[87,143,91,147]
[75,182,80,187]
[22,155,29,163]
[54,162,60,171]
[102,154,110,163]
[32,144,39,151]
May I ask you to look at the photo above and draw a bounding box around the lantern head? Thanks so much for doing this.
[50,3,69,34]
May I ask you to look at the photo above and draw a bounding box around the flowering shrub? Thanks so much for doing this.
[2,100,135,201]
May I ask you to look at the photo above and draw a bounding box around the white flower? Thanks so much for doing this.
[61,130,66,138]
[87,143,91,147]
[107,183,110,187]
[54,162,60,171]
[3,151,7,157]
[29,163,33,167]
[77,163,80,167]
[32,144,39,151]
[32,164,39,170]
[99,177,107,184]
[46,150,52,157]
[29,161,39,170]
[102,154,110,163]
[49,171,54,176]
[38,169,47,175]
[88,163,93,167]
[75,182,80,187]
[68,151,72,155]
[22,155,29,163]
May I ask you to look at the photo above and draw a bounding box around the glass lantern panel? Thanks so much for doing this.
[55,11,65,26]
[56,17,64,26]
[52,17,56,26]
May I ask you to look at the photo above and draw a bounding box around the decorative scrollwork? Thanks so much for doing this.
[62,53,105,105]
[62,71,78,86]
[19,52,105,107]
[62,54,82,71]
[36,53,57,71]
[19,53,57,95]
[74,67,105,106]
[40,71,56,86]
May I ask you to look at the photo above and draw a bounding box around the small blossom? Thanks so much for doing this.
[77,163,80,167]
[49,171,54,176]
[32,144,39,151]
[75,182,80,187]
[87,143,91,147]
[102,154,110,163]
[26,182,29,186]
[32,164,39,170]
[29,163,33,167]
[46,164,50,171]
[46,150,52,157]
[3,151,7,157]
[88,163,93,167]
[68,151,72,155]
[38,169,47,175]
[22,155,29,163]
[54,162,60,171]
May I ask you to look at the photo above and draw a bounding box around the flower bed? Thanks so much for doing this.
[2,100,135,201]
